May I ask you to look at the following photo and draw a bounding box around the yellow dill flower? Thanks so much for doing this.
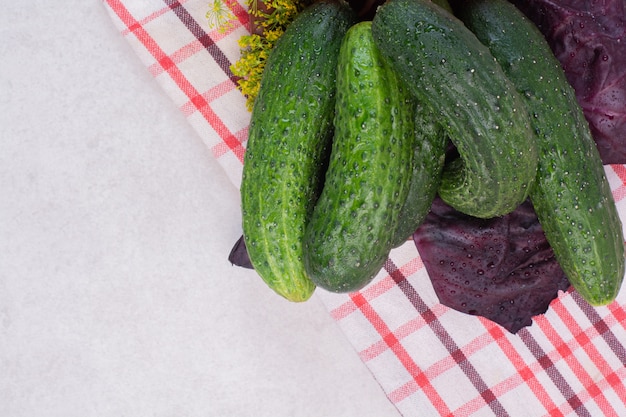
[206,0,236,33]
[230,0,313,111]
[264,29,283,43]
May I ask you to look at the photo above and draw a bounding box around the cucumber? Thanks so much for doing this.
[303,21,415,293]
[391,104,447,247]
[371,0,538,219]
[388,0,450,249]
[240,0,356,302]
[453,0,624,305]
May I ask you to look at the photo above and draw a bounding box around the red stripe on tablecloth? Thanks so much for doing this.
[550,300,626,406]
[610,164,626,202]
[329,259,421,322]
[580,299,626,348]
[611,183,626,202]
[180,79,235,116]
[183,76,247,159]
[148,39,201,77]
[571,292,626,377]
[518,327,592,417]
[350,290,452,414]
[119,1,188,36]
[485,322,562,415]
[358,316,428,362]
[418,331,507,416]
[106,0,245,163]
[534,315,618,416]
[147,23,240,78]
[211,127,248,159]
[163,0,242,84]
[611,164,626,185]
[385,259,509,416]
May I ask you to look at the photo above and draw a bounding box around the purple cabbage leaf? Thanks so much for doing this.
[413,197,571,333]
[228,235,254,269]
[511,0,626,164]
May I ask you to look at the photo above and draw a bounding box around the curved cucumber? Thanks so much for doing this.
[240,0,356,302]
[303,21,415,293]
[391,0,451,247]
[454,0,624,305]
[371,0,538,218]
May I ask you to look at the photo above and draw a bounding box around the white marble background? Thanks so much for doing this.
[0,2,400,416]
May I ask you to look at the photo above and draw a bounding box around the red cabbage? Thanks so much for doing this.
[228,235,254,269]
[413,197,571,333]
[511,0,626,164]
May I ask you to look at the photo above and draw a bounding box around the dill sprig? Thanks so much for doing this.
[230,0,313,111]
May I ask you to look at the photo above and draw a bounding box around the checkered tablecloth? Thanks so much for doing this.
[103,1,626,415]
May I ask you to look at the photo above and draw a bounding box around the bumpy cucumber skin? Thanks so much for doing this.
[240,0,356,302]
[454,0,624,305]
[391,0,450,248]
[303,21,414,293]
[391,104,447,247]
[371,0,538,219]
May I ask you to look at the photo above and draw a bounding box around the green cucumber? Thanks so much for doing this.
[391,104,447,247]
[391,0,451,248]
[240,0,356,302]
[371,0,538,219]
[303,21,415,293]
[454,0,624,305]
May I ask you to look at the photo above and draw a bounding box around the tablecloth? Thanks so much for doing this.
[102,1,626,415]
